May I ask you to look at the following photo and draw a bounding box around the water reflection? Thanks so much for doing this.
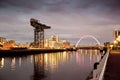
[0,58,4,68]
[19,57,21,67]
[11,57,16,70]
[33,50,101,80]
[33,54,45,80]
[0,50,101,80]
[76,49,101,65]
[33,52,69,80]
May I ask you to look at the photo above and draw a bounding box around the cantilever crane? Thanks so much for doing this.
[30,18,51,48]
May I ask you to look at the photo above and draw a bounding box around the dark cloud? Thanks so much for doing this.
[0,0,120,14]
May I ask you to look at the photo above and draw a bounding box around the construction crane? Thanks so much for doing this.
[30,18,51,48]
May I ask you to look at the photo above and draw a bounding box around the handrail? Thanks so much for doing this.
[88,50,109,80]
[98,50,109,80]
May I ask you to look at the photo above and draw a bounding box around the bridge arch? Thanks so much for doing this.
[75,35,100,47]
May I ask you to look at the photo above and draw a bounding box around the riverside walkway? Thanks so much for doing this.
[104,50,120,80]
[86,49,120,80]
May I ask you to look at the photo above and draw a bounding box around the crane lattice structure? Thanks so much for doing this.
[30,18,51,48]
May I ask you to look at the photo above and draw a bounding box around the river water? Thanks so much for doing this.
[0,49,101,80]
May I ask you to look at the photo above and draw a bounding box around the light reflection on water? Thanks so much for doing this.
[76,49,101,65]
[0,49,101,80]
[0,58,4,68]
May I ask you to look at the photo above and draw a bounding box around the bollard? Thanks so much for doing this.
[94,62,99,70]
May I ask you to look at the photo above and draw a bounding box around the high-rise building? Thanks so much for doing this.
[114,29,120,40]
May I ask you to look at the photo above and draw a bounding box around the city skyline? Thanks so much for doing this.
[0,0,120,44]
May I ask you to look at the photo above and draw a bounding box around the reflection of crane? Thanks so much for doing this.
[30,18,51,48]
[33,54,45,80]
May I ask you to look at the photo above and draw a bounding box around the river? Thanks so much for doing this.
[0,49,101,80]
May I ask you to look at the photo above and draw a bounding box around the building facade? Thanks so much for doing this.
[0,37,6,44]
[3,40,16,49]
[114,29,120,40]
[44,35,71,49]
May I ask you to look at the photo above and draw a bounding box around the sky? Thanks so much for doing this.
[0,0,120,45]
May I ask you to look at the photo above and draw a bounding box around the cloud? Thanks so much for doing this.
[0,0,120,44]
[0,0,120,13]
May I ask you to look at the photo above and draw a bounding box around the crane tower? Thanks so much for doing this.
[30,18,51,48]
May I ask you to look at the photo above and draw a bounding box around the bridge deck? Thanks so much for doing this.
[104,50,120,80]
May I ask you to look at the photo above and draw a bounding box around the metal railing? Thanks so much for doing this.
[90,50,109,80]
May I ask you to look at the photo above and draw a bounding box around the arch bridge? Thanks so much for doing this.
[75,35,101,49]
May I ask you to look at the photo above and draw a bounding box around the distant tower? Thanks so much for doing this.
[30,18,51,48]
